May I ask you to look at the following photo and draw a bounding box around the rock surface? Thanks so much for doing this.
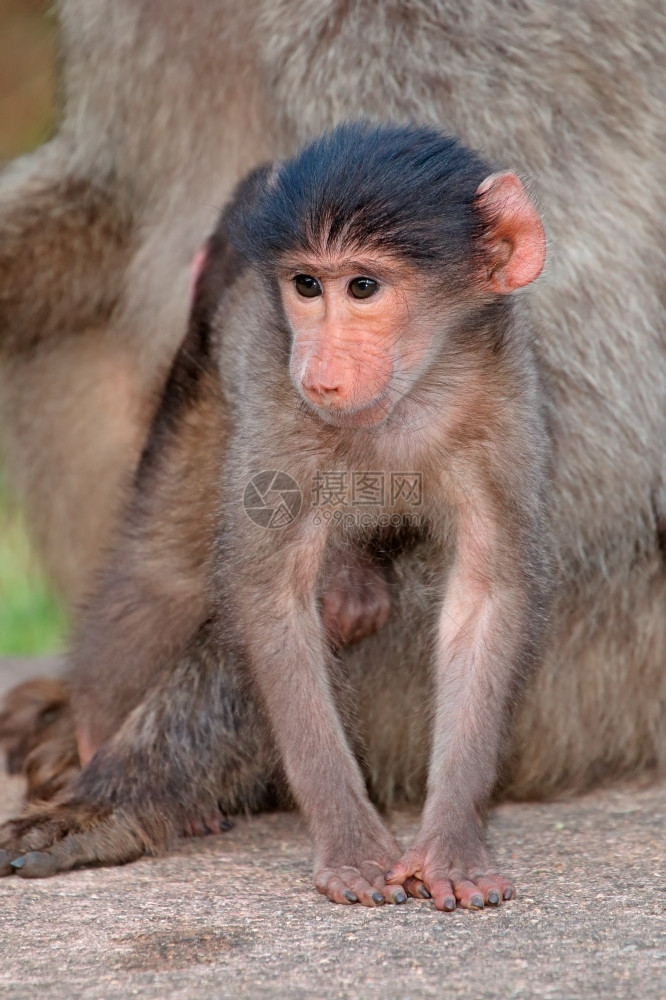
[0,658,664,999]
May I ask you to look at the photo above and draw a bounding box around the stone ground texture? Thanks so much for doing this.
[0,659,664,1000]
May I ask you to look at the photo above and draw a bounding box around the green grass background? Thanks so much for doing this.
[0,470,68,655]
[0,0,66,654]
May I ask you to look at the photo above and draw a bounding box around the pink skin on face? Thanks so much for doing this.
[279,256,434,428]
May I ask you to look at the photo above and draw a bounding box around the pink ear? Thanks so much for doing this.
[475,172,546,294]
[188,245,209,302]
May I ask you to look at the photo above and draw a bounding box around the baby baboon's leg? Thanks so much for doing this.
[0,619,277,877]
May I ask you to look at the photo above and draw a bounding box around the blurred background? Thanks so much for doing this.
[0,0,66,654]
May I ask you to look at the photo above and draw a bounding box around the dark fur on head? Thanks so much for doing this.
[229,123,491,282]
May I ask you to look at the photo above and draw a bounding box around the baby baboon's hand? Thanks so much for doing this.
[385,832,515,912]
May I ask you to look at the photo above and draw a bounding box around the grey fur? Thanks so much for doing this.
[0,0,664,817]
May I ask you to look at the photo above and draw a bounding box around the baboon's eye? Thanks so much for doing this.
[348,277,379,299]
[294,274,323,298]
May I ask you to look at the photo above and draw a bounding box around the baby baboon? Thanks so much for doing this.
[2,124,552,910]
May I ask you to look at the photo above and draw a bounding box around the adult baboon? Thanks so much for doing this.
[0,0,664,856]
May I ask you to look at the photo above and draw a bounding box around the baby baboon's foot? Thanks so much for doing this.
[184,805,234,838]
[0,797,146,878]
[0,679,80,800]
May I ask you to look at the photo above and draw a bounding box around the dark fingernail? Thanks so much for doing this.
[371,891,384,904]
[418,885,431,899]
[394,890,407,904]
[471,894,484,909]
[221,819,234,831]
[488,890,500,905]
[202,823,212,836]
[443,896,456,911]
[12,851,58,878]
[503,887,515,900]
[385,870,395,880]
[344,890,358,903]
